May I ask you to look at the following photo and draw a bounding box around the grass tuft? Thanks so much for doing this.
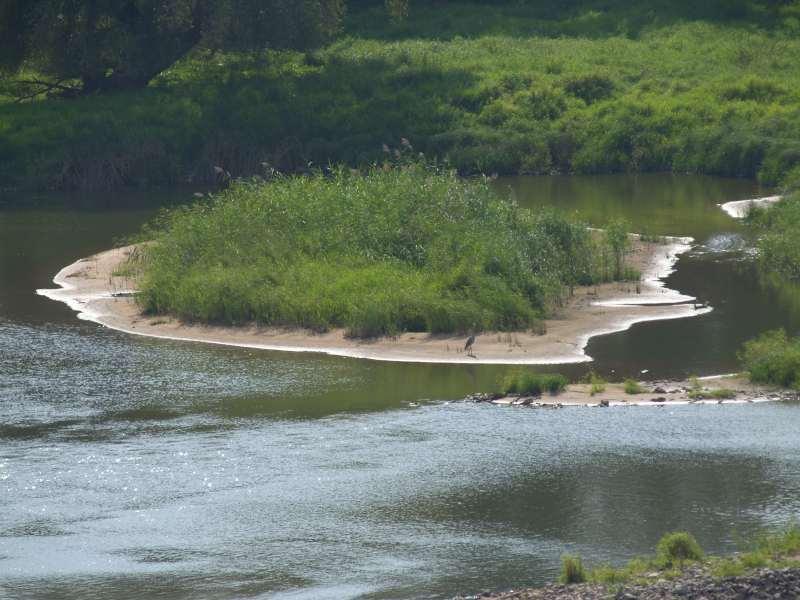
[656,532,704,568]
[559,554,587,585]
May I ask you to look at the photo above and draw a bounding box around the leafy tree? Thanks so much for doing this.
[0,0,348,95]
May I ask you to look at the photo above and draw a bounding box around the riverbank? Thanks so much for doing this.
[38,233,710,364]
[3,3,800,193]
[457,528,800,600]
[466,375,796,407]
[461,567,800,599]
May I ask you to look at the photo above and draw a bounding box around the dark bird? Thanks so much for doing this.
[464,334,476,356]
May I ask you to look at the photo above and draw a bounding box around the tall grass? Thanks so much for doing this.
[137,163,628,336]
[2,2,800,191]
[501,371,568,395]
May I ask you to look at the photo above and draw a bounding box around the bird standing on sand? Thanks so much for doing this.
[464,334,476,356]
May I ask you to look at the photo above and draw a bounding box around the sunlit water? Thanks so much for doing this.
[2,176,800,599]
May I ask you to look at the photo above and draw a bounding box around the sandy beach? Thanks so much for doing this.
[38,235,711,365]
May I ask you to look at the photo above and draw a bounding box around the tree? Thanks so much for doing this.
[0,0,348,95]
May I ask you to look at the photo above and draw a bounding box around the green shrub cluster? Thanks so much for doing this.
[501,371,568,396]
[2,2,800,191]
[623,378,643,394]
[747,192,800,282]
[656,532,704,567]
[739,329,800,388]
[137,164,625,336]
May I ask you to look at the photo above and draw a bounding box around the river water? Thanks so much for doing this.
[2,175,799,599]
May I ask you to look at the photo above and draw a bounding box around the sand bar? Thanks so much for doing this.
[719,195,782,219]
[37,236,711,364]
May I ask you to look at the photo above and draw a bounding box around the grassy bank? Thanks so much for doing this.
[558,527,800,586]
[134,163,631,336]
[2,2,800,191]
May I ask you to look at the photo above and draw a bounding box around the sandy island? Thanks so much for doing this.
[37,234,712,364]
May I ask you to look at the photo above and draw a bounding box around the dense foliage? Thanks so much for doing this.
[0,0,347,95]
[137,164,628,336]
[747,188,800,282]
[739,328,800,388]
[2,2,800,190]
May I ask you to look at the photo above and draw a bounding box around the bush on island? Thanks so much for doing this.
[137,162,632,337]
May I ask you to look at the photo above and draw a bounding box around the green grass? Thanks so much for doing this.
[739,328,800,388]
[559,554,587,584]
[501,371,568,396]
[656,532,704,567]
[623,378,644,394]
[747,189,800,282]
[588,372,607,396]
[687,387,737,400]
[2,1,800,191]
[563,527,800,588]
[135,163,629,336]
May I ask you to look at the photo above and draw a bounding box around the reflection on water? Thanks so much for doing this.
[2,176,800,599]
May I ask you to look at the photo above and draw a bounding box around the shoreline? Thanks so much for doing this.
[466,375,795,408]
[37,235,711,365]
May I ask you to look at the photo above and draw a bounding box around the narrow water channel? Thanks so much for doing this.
[2,175,799,599]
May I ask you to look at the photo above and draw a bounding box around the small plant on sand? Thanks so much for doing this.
[605,218,632,280]
[588,372,606,396]
[656,532,704,568]
[559,554,587,584]
[623,378,643,394]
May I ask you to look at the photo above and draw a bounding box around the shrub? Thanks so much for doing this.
[623,378,643,394]
[139,163,620,336]
[542,373,569,394]
[656,532,704,567]
[739,329,800,388]
[501,371,568,396]
[559,554,587,584]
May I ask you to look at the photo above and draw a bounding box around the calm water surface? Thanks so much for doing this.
[2,175,800,599]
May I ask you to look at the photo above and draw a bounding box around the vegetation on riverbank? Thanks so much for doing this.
[500,372,568,396]
[3,1,800,191]
[558,527,800,587]
[739,329,800,389]
[135,163,634,337]
[747,189,800,282]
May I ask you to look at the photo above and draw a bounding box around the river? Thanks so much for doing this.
[2,175,799,599]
